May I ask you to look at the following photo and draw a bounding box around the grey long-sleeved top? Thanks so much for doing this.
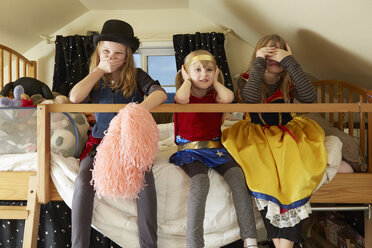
[240,56,316,103]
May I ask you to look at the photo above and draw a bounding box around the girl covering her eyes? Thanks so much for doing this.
[222,34,327,248]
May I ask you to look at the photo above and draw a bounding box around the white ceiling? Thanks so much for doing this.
[0,0,88,53]
[0,0,188,53]
[79,0,188,10]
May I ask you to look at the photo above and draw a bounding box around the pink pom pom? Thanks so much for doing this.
[91,103,159,200]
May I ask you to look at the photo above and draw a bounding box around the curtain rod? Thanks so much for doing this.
[40,34,55,44]
[223,29,232,37]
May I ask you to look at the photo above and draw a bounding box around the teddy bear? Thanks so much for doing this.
[37,95,89,158]
[0,77,54,100]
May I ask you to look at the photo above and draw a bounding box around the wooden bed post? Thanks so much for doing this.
[365,94,372,248]
[0,48,3,90]
[37,104,51,204]
[22,175,40,248]
[27,60,37,78]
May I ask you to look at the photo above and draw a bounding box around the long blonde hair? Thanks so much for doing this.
[246,34,291,103]
[175,50,224,90]
[90,42,137,97]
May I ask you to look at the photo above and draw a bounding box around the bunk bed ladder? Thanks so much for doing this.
[0,174,40,248]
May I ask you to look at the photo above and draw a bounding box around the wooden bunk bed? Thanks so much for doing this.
[1,43,372,247]
[0,44,41,248]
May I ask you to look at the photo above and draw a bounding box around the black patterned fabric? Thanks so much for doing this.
[52,35,95,96]
[173,32,234,91]
[0,201,121,248]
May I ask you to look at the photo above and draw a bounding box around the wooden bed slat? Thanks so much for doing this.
[0,48,3,89]
[311,173,372,203]
[360,94,366,157]
[0,44,37,89]
[0,206,28,219]
[7,52,11,83]
[348,90,354,136]
[16,56,20,79]
[0,171,35,200]
[329,84,334,125]
[338,85,344,130]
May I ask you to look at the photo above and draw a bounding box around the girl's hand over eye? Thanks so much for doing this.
[269,43,293,62]
[256,46,276,59]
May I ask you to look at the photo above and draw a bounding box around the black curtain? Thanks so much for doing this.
[0,201,121,247]
[173,32,234,91]
[52,35,95,96]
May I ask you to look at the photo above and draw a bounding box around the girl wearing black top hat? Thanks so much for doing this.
[69,19,167,248]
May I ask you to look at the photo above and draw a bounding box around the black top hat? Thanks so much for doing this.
[93,19,140,52]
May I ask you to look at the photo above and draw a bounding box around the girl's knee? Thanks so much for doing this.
[224,166,245,181]
[190,173,210,190]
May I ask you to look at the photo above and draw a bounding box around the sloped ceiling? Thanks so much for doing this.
[0,0,188,53]
[1,0,371,88]
[79,0,188,10]
[190,0,372,88]
[0,0,88,53]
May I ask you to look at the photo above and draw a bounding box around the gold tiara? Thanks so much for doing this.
[185,55,215,70]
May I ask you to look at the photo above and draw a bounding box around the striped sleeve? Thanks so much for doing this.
[241,57,267,103]
[280,56,317,103]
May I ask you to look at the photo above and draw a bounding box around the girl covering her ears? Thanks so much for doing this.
[222,34,327,248]
[169,50,258,248]
[69,19,167,248]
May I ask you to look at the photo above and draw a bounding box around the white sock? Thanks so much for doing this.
[244,238,258,248]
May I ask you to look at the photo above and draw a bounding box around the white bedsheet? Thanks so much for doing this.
[0,121,343,248]
[50,133,262,247]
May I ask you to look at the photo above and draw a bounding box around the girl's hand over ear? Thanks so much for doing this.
[213,67,220,87]
[181,65,191,82]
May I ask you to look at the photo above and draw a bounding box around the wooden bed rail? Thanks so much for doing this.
[37,103,372,203]
[0,44,37,91]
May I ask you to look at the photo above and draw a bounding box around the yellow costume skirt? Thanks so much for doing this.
[221,115,327,209]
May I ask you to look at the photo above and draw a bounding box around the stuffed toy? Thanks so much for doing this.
[49,112,89,158]
[0,85,24,107]
[0,92,89,157]
[0,77,54,99]
[38,96,89,158]
[0,106,37,155]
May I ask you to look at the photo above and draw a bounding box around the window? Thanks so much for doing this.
[134,41,177,103]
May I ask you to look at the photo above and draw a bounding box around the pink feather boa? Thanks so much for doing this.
[91,103,159,200]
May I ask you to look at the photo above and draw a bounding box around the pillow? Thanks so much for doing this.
[323,127,367,172]
[303,113,367,172]
[338,160,354,173]
[158,122,174,141]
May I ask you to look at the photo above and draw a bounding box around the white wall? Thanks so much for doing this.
[191,0,372,89]
[25,9,254,90]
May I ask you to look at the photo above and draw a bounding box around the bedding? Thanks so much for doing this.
[303,113,367,172]
[0,120,343,248]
